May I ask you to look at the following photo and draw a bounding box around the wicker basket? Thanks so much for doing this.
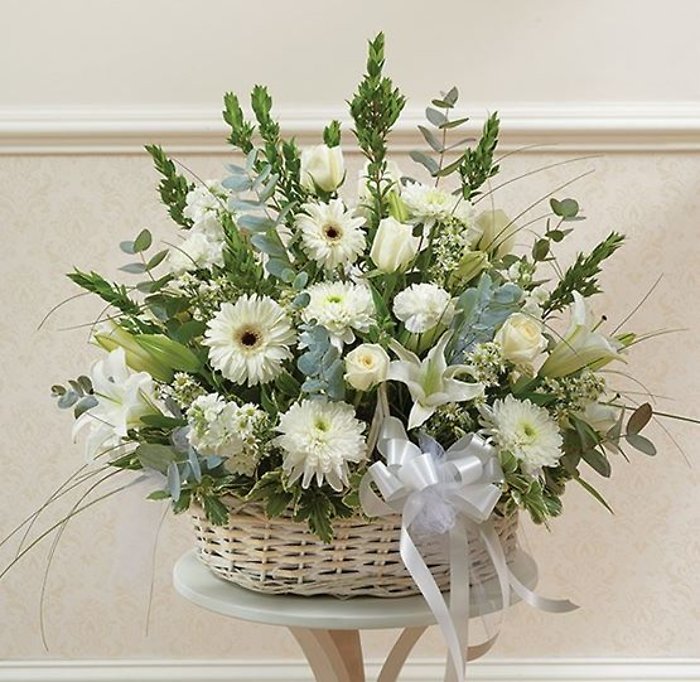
[190,495,518,598]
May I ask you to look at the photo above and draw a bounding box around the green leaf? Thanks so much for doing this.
[550,197,580,219]
[532,238,550,262]
[136,444,181,474]
[625,433,657,456]
[146,249,168,271]
[222,92,255,153]
[323,120,342,147]
[574,476,614,514]
[145,145,194,227]
[147,490,171,501]
[409,150,439,175]
[133,229,152,253]
[627,403,652,435]
[426,107,447,126]
[580,447,612,477]
[439,116,470,130]
[444,86,459,106]
[139,414,187,429]
[134,334,202,373]
[418,125,443,152]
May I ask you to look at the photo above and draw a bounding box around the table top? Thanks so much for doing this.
[173,549,538,630]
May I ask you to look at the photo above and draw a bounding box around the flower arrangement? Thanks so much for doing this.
[40,34,664,547]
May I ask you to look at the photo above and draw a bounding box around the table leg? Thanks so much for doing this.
[376,627,427,682]
[289,627,363,682]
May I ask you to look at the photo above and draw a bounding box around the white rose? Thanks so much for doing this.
[300,144,345,193]
[370,217,421,273]
[495,313,547,366]
[476,209,517,258]
[580,402,621,434]
[344,344,390,391]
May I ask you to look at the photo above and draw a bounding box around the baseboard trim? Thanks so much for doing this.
[1,103,699,154]
[1,659,699,682]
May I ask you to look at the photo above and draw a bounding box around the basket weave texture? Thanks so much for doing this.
[190,496,518,598]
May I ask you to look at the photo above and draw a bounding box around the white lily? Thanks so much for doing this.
[72,348,159,460]
[387,333,484,430]
[540,291,625,378]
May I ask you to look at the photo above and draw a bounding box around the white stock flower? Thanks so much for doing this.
[540,292,625,378]
[190,213,226,242]
[370,217,421,273]
[388,333,484,430]
[482,395,563,475]
[393,283,455,333]
[495,313,547,367]
[296,199,366,270]
[302,281,374,348]
[402,181,475,225]
[277,399,366,491]
[183,181,228,224]
[344,343,390,391]
[300,144,345,193]
[204,294,296,386]
[168,232,225,274]
[72,348,158,460]
[187,394,268,476]
[476,209,518,258]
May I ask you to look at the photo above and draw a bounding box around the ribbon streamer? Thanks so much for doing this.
[360,417,577,682]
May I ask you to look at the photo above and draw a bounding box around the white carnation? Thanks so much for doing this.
[302,281,375,348]
[481,395,563,475]
[296,199,366,270]
[393,283,455,333]
[277,399,366,491]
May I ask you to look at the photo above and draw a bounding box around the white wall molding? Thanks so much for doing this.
[1,103,700,155]
[1,659,700,682]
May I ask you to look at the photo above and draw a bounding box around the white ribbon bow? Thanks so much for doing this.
[360,417,577,682]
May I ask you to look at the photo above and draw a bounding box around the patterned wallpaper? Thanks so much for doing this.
[0,150,698,660]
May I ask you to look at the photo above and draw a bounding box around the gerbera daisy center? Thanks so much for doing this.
[323,222,343,241]
[237,326,263,349]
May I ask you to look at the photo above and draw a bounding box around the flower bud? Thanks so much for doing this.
[300,144,345,193]
[370,217,420,273]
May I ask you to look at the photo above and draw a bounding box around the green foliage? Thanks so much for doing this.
[145,145,194,227]
[449,274,522,362]
[222,92,255,153]
[294,487,353,544]
[544,232,625,315]
[459,113,500,200]
[323,120,342,147]
[67,269,141,317]
[349,32,406,228]
[297,326,345,400]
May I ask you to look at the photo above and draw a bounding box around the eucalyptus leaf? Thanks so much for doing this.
[167,461,181,502]
[409,150,439,175]
[119,262,147,274]
[133,229,152,253]
[625,433,657,456]
[136,444,181,474]
[426,107,448,126]
[627,403,652,435]
[418,125,443,152]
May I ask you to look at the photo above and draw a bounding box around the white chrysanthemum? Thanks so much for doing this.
[277,399,366,491]
[183,180,228,224]
[204,295,296,386]
[191,213,226,242]
[187,394,268,476]
[393,283,455,333]
[302,281,375,347]
[402,181,475,225]
[482,395,563,475]
[168,232,225,274]
[296,199,366,270]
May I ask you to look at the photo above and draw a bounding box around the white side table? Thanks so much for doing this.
[173,549,537,682]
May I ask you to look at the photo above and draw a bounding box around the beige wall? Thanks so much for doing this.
[1,0,699,665]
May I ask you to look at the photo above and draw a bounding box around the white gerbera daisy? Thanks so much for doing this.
[296,199,366,270]
[481,395,563,475]
[393,283,455,333]
[204,295,296,386]
[402,181,475,225]
[302,281,374,347]
[277,399,366,491]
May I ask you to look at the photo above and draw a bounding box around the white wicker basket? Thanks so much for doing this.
[190,495,518,598]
